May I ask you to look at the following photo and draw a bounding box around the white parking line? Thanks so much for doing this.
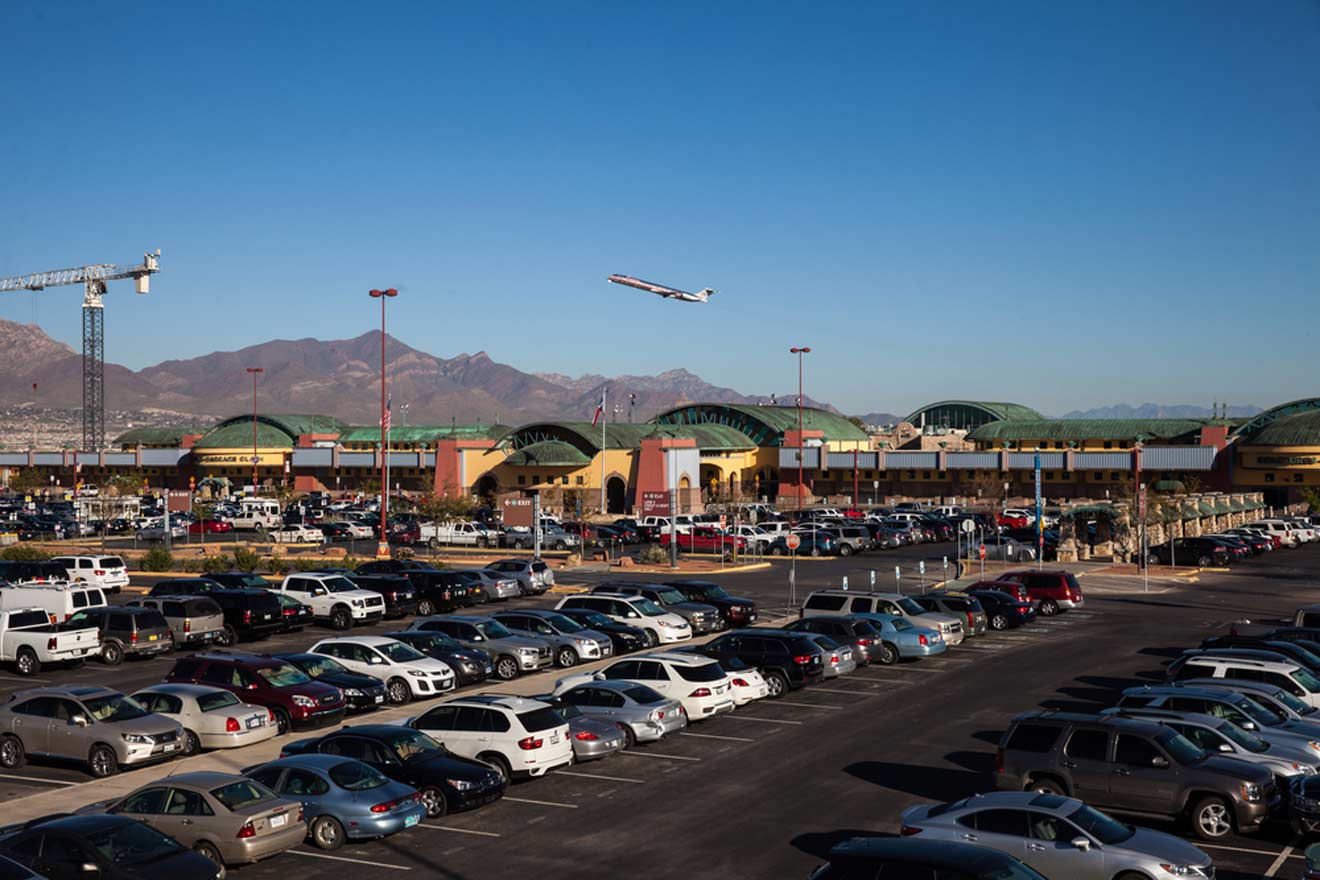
[618,750,702,762]
[1266,843,1297,876]
[420,824,503,837]
[773,700,842,709]
[0,676,49,685]
[1198,842,1302,860]
[0,772,76,786]
[809,687,873,696]
[502,796,578,809]
[289,850,412,870]
[679,732,756,742]
[722,715,803,725]
[555,769,646,784]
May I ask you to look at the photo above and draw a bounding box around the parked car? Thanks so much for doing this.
[592,582,723,635]
[203,571,272,590]
[383,630,493,686]
[339,573,419,619]
[1115,682,1320,752]
[997,570,1085,617]
[688,628,825,697]
[784,615,880,666]
[146,576,223,597]
[528,694,626,762]
[279,724,505,818]
[187,519,233,535]
[0,608,100,677]
[125,595,226,649]
[78,772,305,869]
[553,607,650,655]
[1181,677,1320,738]
[554,593,692,646]
[243,754,425,849]
[0,814,223,880]
[268,524,324,544]
[272,572,385,630]
[491,609,613,668]
[275,652,389,712]
[309,636,456,703]
[966,579,1035,606]
[0,582,107,625]
[49,555,129,593]
[271,591,315,632]
[801,633,857,678]
[899,791,1213,879]
[809,837,1050,880]
[131,683,277,755]
[67,605,173,666]
[163,652,346,734]
[800,589,965,645]
[980,535,1037,561]
[552,679,686,747]
[663,580,758,627]
[914,591,988,636]
[406,614,552,680]
[1166,652,1320,708]
[766,532,837,556]
[453,568,520,601]
[192,588,284,646]
[0,685,183,777]
[966,588,1038,630]
[407,694,574,781]
[557,651,736,720]
[483,558,554,595]
[995,710,1276,840]
[355,559,476,613]
[1148,536,1233,567]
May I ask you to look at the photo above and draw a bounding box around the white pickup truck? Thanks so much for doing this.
[419,520,498,548]
[273,573,386,631]
[0,608,101,676]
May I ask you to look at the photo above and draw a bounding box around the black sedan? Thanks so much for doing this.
[279,724,505,818]
[555,607,648,653]
[664,579,758,627]
[318,522,353,541]
[966,588,1036,630]
[277,652,389,712]
[384,630,493,686]
[0,814,222,880]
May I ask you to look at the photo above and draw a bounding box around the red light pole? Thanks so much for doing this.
[369,288,398,558]
[790,347,811,519]
[245,368,263,495]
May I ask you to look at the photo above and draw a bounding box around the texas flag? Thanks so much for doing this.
[591,392,605,427]
[381,393,392,432]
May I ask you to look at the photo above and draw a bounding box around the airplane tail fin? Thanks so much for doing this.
[699,288,716,300]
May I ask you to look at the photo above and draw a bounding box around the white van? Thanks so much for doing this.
[230,499,282,530]
[932,505,962,518]
[0,582,108,622]
[1249,520,1300,548]
[50,555,130,594]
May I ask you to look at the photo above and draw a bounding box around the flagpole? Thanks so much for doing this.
[600,388,607,515]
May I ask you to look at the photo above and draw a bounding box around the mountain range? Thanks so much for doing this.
[1057,403,1262,420]
[0,320,837,429]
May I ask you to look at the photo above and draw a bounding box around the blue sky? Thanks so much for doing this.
[2,0,1317,416]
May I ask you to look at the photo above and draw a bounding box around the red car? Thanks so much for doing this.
[187,518,233,534]
[659,527,748,556]
[997,570,1085,616]
[996,512,1028,529]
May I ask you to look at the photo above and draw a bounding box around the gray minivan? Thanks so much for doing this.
[127,596,227,649]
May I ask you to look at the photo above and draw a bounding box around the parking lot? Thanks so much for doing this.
[2,543,1318,878]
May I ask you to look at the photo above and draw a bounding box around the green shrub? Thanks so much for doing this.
[341,555,362,572]
[636,543,669,565]
[140,547,175,572]
[265,555,290,576]
[289,557,327,572]
[200,555,235,574]
[232,547,262,572]
[0,544,51,561]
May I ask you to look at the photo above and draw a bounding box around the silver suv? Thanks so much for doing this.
[490,609,613,668]
[406,614,553,680]
[0,685,183,778]
[801,590,965,645]
[484,559,554,595]
[595,583,723,635]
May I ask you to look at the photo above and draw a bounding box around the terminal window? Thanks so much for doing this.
[517,475,526,485]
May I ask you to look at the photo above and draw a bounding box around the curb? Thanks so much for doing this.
[547,584,589,594]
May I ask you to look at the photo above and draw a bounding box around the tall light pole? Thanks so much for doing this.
[30,383,37,450]
[790,347,811,519]
[369,287,398,558]
[245,368,263,495]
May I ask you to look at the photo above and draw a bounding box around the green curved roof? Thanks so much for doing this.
[194,414,347,449]
[1232,398,1320,441]
[504,440,592,467]
[338,424,511,444]
[904,400,1044,426]
[114,426,206,446]
[968,419,1207,442]
[1245,410,1320,447]
[652,404,868,445]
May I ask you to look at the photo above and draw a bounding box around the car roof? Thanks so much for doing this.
[10,685,117,701]
[134,683,230,699]
[1011,709,1168,735]
[828,837,1020,868]
[1104,707,1227,728]
[1123,683,1245,701]
[639,651,721,666]
[492,608,560,619]
[446,694,552,712]
[266,753,352,770]
[1182,650,1299,669]
[191,651,285,667]
[146,770,245,790]
[423,614,488,624]
[939,791,1082,813]
[317,635,404,646]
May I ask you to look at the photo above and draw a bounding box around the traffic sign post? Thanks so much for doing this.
[842,575,849,591]
[894,564,901,591]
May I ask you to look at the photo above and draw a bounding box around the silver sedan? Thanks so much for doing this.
[456,569,521,601]
[132,683,278,755]
[552,680,687,747]
[804,634,857,678]
[535,695,625,761]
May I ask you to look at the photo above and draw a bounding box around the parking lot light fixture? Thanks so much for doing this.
[245,367,264,495]
[789,347,811,519]
[369,287,398,558]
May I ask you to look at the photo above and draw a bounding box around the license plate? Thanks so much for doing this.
[374,695,384,704]
[148,634,158,641]
[246,717,261,729]
[404,813,420,828]
[550,734,559,744]
[270,813,288,828]
[162,742,177,751]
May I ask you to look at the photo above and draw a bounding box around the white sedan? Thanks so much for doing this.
[309,636,456,703]
[333,520,375,539]
[269,524,324,544]
[131,683,277,755]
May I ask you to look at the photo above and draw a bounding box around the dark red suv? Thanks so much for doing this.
[997,570,1084,616]
[163,651,346,734]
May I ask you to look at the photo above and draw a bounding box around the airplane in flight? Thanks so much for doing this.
[607,274,716,303]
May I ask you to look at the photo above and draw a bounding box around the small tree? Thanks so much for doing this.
[140,547,174,572]
[416,482,476,524]
[4,469,46,494]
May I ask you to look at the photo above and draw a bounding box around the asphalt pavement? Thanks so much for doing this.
[3,541,1318,879]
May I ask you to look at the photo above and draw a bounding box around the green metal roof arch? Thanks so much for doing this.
[968,419,1207,443]
[1232,399,1320,442]
[194,414,347,449]
[651,403,868,446]
[503,440,592,467]
[903,400,1044,428]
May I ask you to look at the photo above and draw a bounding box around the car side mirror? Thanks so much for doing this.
[1218,743,1233,753]
[1070,836,1091,852]
[1240,721,1257,730]
[592,672,605,681]
[80,863,100,876]
[470,635,484,642]
[70,714,89,727]
[1151,755,1169,768]
[370,656,385,665]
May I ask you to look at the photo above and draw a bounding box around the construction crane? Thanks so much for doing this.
[0,251,160,450]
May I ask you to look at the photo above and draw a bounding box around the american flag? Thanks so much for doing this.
[381,394,392,431]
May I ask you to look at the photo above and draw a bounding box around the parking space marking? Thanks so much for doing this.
[288,850,412,870]
[0,772,76,786]
[555,769,646,784]
[420,824,503,837]
[0,676,49,685]
[1198,843,1302,860]
[808,687,874,696]
[502,796,578,809]
[679,732,756,743]
[772,700,842,709]
[1265,837,1301,876]
[618,750,702,762]
[722,715,803,725]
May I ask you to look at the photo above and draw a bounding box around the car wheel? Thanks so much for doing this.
[556,646,578,668]
[217,625,238,647]
[14,647,40,676]
[1197,554,1213,567]
[419,785,447,818]
[1039,599,1059,616]
[181,729,201,756]
[386,677,411,704]
[643,629,659,648]
[495,656,520,681]
[101,641,123,666]
[429,538,441,550]
[0,735,25,769]
[88,743,118,778]
[193,840,225,868]
[1191,795,1233,840]
[769,545,785,556]
[838,544,852,557]
[480,752,512,784]
[273,708,291,736]
[764,670,789,698]
[330,607,352,631]
[618,723,636,748]
[989,613,1009,631]
[876,642,899,665]
[310,815,345,850]
[416,598,436,617]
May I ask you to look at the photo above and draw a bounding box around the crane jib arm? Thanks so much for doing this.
[0,252,160,293]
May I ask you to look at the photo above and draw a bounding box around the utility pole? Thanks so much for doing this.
[790,347,811,520]
[245,368,263,495]
[369,287,398,558]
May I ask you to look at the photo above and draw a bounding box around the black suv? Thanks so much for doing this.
[996,710,1276,840]
[689,628,824,697]
[1148,537,1232,567]
[784,616,879,666]
[146,577,223,598]
[203,571,275,590]
[355,559,475,613]
[553,607,648,654]
[663,580,758,627]
[309,569,419,619]
[0,561,72,585]
[203,588,284,644]
[66,606,172,666]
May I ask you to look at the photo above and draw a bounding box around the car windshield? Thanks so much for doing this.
[83,694,149,723]
[379,641,426,662]
[1065,804,1134,844]
[322,577,360,593]
[698,584,730,599]
[328,760,389,791]
[1270,687,1315,715]
[86,820,183,865]
[673,662,727,682]
[554,702,583,719]
[1217,721,1268,752]
[895,597,926,616]
[210,779,275,810]
[545,613,584,633]
[889,617,913,632]
[197,691,240,712]
[572,611,612,628]
[295,655,348,678]
[474,620,514,639]
[102,557,125,568]
[634,598,667,616]
[257,664,312,687]
[383,728,444,760]
[1158,730,1207,765]
[653,588,687,605]
[622,684,664,703]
